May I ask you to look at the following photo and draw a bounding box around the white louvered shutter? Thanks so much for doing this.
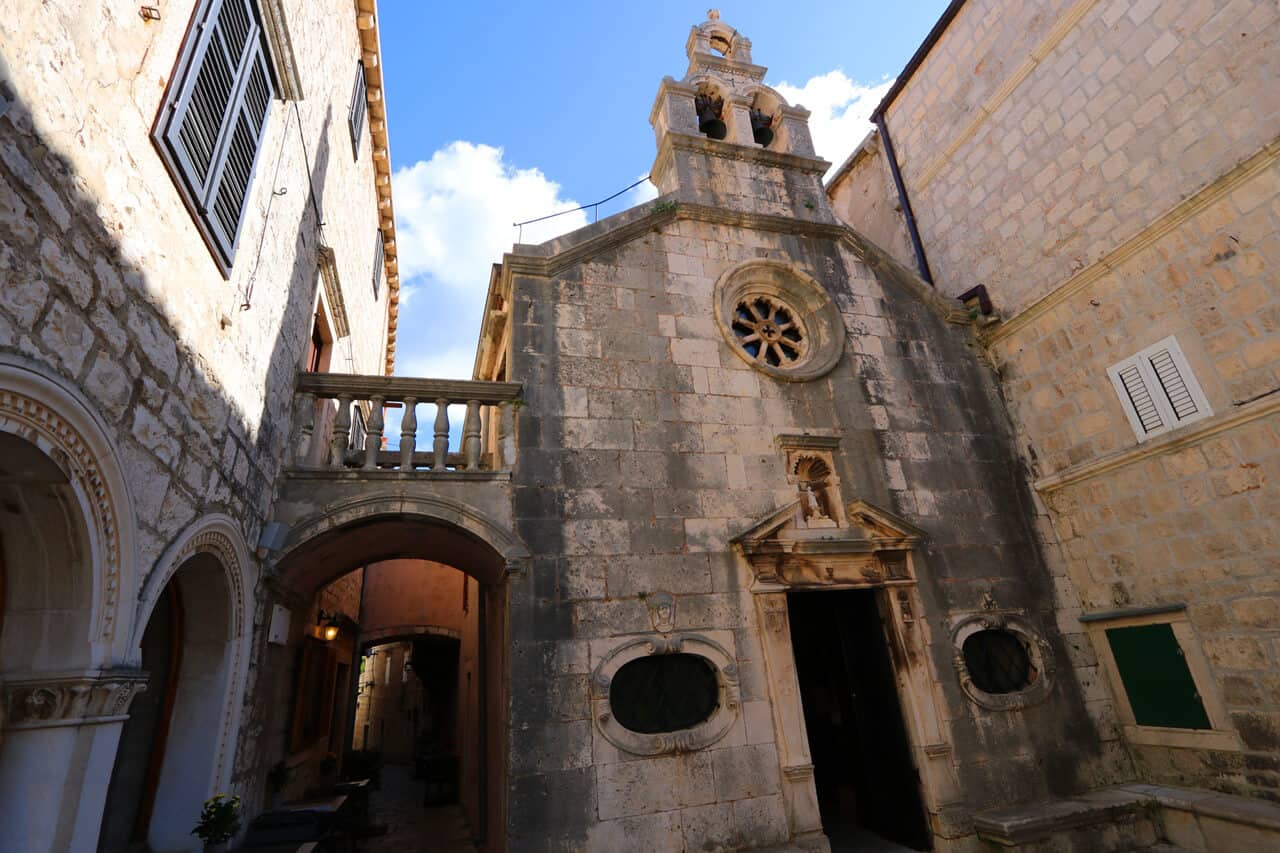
[1108,336,1212,442]
[160,0,274,266]
[349,62,368,157]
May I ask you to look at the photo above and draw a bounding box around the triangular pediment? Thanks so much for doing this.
[732,497,924,553]
[732,497,923,590]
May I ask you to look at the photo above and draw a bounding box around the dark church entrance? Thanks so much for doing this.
[789,589,932,851]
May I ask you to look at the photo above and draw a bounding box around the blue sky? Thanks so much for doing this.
[380,1,951,380]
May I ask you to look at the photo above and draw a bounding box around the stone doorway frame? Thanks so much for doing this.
[733,498,962,849]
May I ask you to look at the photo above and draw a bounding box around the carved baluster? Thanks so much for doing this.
[331,394,353,468]
[364,395,385,470]
[463,399,482,470]
[295,392,316,467]
[400,396,418,470]
[432,398,450,471]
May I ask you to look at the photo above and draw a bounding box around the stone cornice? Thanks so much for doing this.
[1034,392,1280,493]
[652,131,831,180]
[355,0,401,375]
[482,195,971,348]
[2,670,148,731]
[981,136,1280,347]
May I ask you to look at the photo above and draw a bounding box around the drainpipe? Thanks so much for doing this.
[874,114,934,287]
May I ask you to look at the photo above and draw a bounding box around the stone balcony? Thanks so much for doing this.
[289,371,522,476]
[268,372,525,580]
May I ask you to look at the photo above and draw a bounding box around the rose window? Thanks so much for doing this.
[731,296,807,368]
[713,260,845,382]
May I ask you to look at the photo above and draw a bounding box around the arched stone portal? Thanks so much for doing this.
[0,357,141,853]
[99,515,254,852]
[269,495,524,852]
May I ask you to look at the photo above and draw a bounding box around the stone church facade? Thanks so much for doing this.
[1,2,1278,852]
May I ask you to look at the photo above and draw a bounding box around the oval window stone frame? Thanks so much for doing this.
[952,613,1055,712]
[591,633,741,756]
[712,259,845,382]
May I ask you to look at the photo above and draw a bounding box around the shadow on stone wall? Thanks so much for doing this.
[0,56,335,812]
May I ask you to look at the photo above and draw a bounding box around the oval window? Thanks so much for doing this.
[962,629,1036,694]
[609,653,719,734]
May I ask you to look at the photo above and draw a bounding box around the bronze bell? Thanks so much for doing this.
[750,109,774,147]
[695,94,727,140]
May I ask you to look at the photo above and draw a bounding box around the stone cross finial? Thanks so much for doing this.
[708,9,720,21]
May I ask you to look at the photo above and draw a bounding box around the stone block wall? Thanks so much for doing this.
[0,0,390,807]
[885,0,1280,312]
[499,185,1129,847]
[828,0,1280,800]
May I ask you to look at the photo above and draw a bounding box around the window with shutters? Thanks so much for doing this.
[372,230,385,299]
[1106,335,1212,442]
[154,0,275,274]
[1082,607,1241,750]
[349,62,368,158]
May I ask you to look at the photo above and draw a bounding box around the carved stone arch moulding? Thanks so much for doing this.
[133,513,256,795]
[591,632,741,756]
[713,259,845,382]
[0,357,136,662]
[950,611,1055,712]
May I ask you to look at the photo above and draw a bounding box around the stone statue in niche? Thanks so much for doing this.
[793,455,837,529]
[647,591,676,633]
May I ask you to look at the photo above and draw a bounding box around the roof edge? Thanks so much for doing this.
[870,0,969,121]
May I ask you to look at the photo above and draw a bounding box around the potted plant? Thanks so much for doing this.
[191,793,242,853]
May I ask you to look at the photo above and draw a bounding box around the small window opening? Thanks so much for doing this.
[695,92,727,141]
[709,34,731,55]
[609,653,719,734]
[1105,623,1211,729]
[963,629,1035,694]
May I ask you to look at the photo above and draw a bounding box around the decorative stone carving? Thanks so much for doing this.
[591,632,740,756]
[0,365,131,650]
[2,671,147,731]
[733,497,923,590]
[713,260,845,382]
[950,612,1055,711]
[646,591,676,633]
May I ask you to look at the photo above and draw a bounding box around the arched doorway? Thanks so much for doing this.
[268,498,522,852]
[98,549,240,851]
[0,359,141,853]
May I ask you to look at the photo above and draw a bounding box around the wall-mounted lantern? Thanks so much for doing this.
[315,609,342,642]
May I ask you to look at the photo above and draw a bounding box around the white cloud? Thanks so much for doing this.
[770,71,893,176]
[392,141,588,290]
[389,141,588,381]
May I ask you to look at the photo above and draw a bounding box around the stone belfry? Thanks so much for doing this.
[482,9,1111,851]
[649,10,836,224]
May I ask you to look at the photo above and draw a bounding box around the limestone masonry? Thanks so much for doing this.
[1,3,1278,852]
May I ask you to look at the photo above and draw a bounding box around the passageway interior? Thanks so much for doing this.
[789,589,932,851]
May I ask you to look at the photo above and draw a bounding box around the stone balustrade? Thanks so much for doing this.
[293,373,522,473]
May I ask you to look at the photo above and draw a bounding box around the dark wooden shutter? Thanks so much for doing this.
[349,62,368,158]
[159,0,274,267]
[372,229,384,298]
[1105,623,1211,729]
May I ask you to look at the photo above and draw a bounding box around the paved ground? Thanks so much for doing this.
[360,764,477,853]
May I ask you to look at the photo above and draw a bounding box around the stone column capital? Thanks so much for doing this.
[1,669,148,731]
